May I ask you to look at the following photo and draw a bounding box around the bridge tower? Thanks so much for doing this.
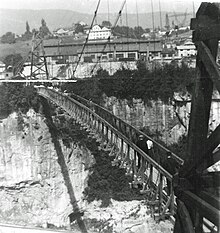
[14,32,49,80]
[30,32,49,79]
[174,3,220,233]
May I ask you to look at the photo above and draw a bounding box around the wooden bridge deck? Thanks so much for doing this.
[37,86,219,233]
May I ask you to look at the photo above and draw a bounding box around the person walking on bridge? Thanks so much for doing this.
[136,135,149,170]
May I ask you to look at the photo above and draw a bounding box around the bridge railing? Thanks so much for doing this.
[37,87,180,220]
[69,92,184,166]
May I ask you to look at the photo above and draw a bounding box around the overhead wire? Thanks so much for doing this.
[90,0,127,76]
[159,0,163,30]
[72,0,101,78]
[150,0,160,140]
[107,0,112,74]
[125,1,130,66]
[125,1,129,51]
[120,7,124,68]
[151,0,156,61]
[135,0,141,56]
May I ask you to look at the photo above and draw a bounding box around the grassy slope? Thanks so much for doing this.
[0,40,31,61]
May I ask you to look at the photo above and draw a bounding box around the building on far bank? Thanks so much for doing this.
[0,61,6,73]
[176,41,197,57]
[0,62,13,80]
[88,25,112,40]
[42,38,162,64]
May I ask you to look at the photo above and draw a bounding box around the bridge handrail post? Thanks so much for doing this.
[37,87,178,222]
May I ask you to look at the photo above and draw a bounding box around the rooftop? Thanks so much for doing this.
[43,38,162,57]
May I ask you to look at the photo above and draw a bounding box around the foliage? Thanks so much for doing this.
[39,18,51,38]
[113,25,145,39]
[3,53,23,70]
[21,21,33,41]
[1,32,16,44]
[62,78,103,105]
[63,63,195,105]
[134,26,145,39]
[101,20,112,28]
[74,23,84,34]
[26,21,30,33]
[99,63,195,104]
[55,117,144,206]
[0,84,40,118]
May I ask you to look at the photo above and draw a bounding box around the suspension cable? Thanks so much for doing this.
[72,0,101,78]
[136,0,141,54]
[90,0,126,76]
[159,0,163,30]
[107,0,112,74]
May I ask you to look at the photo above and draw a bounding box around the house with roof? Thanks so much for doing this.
[43,38,162,66]
[88,24,112,40]
[78,21,87,26]
[0,61,6,73]
[0,62,13,80]
[54,28,70,37]
[176,41,197,57]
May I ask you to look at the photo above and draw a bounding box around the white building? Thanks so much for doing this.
[54,28,70,37]
[88,24,111,40]
[0,62,13,80]
[0,61,6,73]
[176,41,197,57]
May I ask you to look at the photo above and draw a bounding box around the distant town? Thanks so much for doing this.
[0,11,220,80]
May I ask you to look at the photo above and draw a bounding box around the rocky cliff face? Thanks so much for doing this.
[103,91,220,145]
[44,61,137,79]
[0,109,93,228]
[0,109,173,233]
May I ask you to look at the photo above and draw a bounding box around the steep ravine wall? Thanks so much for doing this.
[0,109,93,229]
[0,109,173,233]
[103,92,220,145]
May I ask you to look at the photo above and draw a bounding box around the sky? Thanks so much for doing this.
[0,0,210,13]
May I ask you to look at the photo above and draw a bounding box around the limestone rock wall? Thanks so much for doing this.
[103,93,220,144]
[45,61,137,79]
[0,109,173,233]
[0,110,93,228]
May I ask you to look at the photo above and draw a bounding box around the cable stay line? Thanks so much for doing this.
[72,0,101,78]
[135,0,141,54]
[159,0,163,30]
[90,0,126,76]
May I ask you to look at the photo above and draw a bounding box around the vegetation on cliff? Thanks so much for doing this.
[0,83,40,118]
[55,115,144,207]
[63,62,195,104]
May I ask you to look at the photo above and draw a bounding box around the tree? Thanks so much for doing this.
[0,84,40,117]
[74,23,84,33]
[39,18,51,38]
[3,54,23,72]
[101,20,112,28]
[22,21,33,41]
[1,32,16,44]
[41,19,47,27]
[32,29,38,35]
[26,21,30,33]
[134,26,145,39]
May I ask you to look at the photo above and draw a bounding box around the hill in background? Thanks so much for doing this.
[0,8,193,36]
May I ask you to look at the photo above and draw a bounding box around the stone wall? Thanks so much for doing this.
[103,92,220,144]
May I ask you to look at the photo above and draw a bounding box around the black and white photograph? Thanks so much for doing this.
[0,0,219,232]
